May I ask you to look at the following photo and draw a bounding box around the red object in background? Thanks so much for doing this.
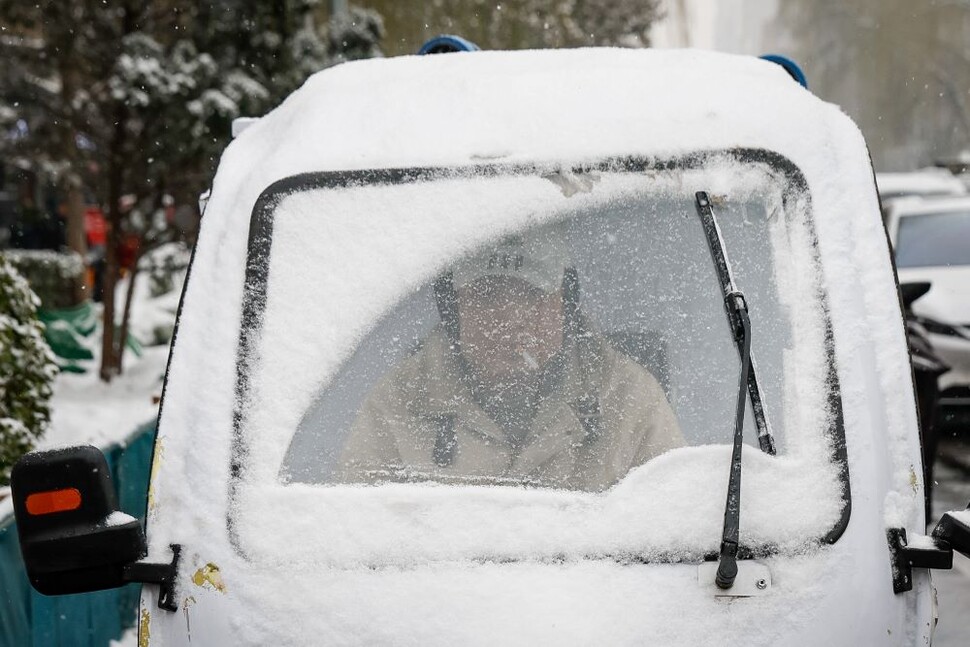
[118,232,140,270]
[84,206,107,247]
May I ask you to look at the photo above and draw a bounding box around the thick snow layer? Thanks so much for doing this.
[102,510,138,527]
[231,554,844,647]
[239,446,841,567]
[951,509,970,525]
[905,533,941,550]
[145,48,925,643]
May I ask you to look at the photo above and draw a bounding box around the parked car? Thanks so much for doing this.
[886,196,970,433]
[877,169,967,203]
[11,45,970,646]
[876,170,966,226]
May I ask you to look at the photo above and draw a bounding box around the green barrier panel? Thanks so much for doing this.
[38,301,147,373]
[38,302,98,363]
[0,421,155,647]
[37,302,98,338]
[0,513,30,647]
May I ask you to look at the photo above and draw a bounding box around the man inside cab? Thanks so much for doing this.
[336,229,683,491]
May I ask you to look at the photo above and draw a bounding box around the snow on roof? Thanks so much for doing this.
[219,48,846,190]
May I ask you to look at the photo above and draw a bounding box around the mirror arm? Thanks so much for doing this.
[122,544,181,612]
[933,508,970,559]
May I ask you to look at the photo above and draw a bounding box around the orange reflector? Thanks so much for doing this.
[25,488,82,515]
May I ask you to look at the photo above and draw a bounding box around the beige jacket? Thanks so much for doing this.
[336,327,683,492]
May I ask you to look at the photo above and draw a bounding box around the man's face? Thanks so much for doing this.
[457,275,564,384]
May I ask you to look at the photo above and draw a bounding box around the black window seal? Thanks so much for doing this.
[225,148,851,560]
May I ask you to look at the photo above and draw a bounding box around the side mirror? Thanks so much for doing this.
[899,281,932,310]
[933,505,970,559]
[11,445,147,595]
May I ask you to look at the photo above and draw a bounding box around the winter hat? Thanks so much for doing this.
[452,229,570,294]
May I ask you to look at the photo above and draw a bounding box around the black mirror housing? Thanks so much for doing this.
[11,445,147,595]
[933,506,970,559]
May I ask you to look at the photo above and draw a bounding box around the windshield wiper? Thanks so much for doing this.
[694,192,775,455]
[694,191,774,589]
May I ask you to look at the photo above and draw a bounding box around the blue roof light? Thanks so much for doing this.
[418,35,481,55]
[759,54,808,89]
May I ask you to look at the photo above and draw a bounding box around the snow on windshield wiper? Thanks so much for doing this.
[694,191,775,590]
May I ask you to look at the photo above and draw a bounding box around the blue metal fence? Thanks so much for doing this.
[0,421,155,647]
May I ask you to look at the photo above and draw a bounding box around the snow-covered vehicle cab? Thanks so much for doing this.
[12,47,970,645]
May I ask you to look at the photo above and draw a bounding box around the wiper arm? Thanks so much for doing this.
[694,192,775,456]
[694,191,770,590]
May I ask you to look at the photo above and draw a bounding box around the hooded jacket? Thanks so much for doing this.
[336,325,684,492]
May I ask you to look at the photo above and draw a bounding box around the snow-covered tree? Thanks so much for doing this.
[0,0,384,381]
[0,255,57,485]
[368,0,662,51]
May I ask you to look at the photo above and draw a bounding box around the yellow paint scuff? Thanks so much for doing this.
[147,438,165,514]
[191,563,227,593]
[138,608,150,647]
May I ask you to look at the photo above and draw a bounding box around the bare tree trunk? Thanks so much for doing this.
[99,203,120,382]
[98,1,137,382]
[115,251,141,375]
[57,34,87,306]
[64,181,88,304]
[99,115,125,382]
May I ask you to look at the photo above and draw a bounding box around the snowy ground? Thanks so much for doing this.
[40,343,168,450]
[39,252,180,451]
[108,627,138,647]
[0,342,168,515]
[0,259,179,517]
[40,245,186,450]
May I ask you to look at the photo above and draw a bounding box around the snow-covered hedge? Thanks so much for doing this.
[0,255,57,485]
[3,249,85,309]
[117,241,191,347]
[142,242,191,299]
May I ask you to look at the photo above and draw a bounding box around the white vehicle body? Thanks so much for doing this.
[886,196,970,398]
[138,49,933,645]
[876,171,966,226]
[876,170,966,203]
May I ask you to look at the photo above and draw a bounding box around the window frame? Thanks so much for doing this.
[226,149,852,559]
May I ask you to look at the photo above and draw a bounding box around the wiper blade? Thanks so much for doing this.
[694,192,775,456]
[694,191,771,590]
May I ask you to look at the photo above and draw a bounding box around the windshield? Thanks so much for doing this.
[280,185,781,491]
[895,210,970,268]
[230,154,847,565]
